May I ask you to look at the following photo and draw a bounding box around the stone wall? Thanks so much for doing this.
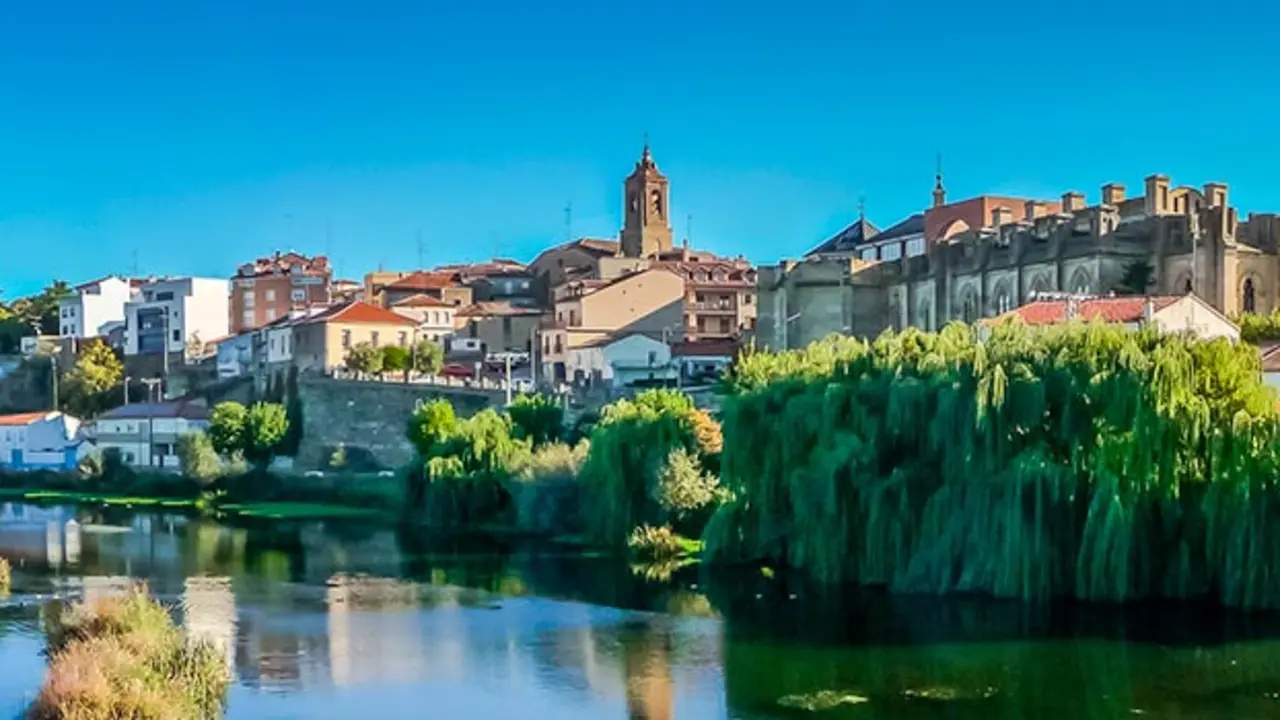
[295,376,505,471]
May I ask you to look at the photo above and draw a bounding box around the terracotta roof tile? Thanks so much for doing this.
[297,301,418,327]
[392,294,452,308]
[0,412,54,426]
[456,301,544,317]
[998,296,1181,325]
[384,271,460,291]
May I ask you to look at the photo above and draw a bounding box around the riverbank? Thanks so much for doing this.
[0,470,401,522]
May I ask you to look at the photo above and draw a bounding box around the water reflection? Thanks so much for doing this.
[5,503,1280,718]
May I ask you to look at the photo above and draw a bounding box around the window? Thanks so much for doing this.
[172,329,180,342]
[719,317,732,334]
[291,289,306,302]
[1244,278,1257,313]
[880,243,902,261]
[648,351,657,366]
[371,331,380,347]
[860,247,877,260]
[242,310,255,327]
[398,332,407,346]
[265,289,276,302]
[342,330,352,348]
[156,291,175,301]
[243,290,256,308]
[906,238,926,257]
[265,308,276,321]
[744,294,753,305]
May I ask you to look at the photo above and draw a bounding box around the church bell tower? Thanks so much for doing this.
[620,140,673,258]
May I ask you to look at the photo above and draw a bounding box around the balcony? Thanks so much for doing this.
[692,301,738,314]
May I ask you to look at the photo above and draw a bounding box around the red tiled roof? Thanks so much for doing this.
[297,301,417,327]
[236,252,330,279]
[575,238,621,255]
[392,294,452,308]
[998,296,1181,325]
[384,271,460,291]
[73,275,130,292]
[0,412,54,426]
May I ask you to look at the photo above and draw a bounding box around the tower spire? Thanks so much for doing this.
[640,132,653,167]
[932,152,946,208]
[858,196,866,222]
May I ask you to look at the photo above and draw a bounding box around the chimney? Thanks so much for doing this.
[1144,174,1170,215]
[1024,200,1047,221]
[1061,191,1086,213]
[990,206,1013,228]
[1101,183,1125,206]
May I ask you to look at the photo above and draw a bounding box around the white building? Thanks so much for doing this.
[91,401,212,469]
[215,333,257,379]
[124,277,230,360]
[0,411,89,471]
[390,294,457,344]
[58,276,138,340]
[565,332,674,389]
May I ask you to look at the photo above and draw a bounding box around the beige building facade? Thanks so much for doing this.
[285,302,419,372]
[760,174,1278,349]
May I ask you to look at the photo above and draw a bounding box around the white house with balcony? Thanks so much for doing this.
[58,276,138,340]
[0,411,90,471]
[124,277,230,360]
[390,294,457,343]
[565,332,674,389]
[90,401,212,469]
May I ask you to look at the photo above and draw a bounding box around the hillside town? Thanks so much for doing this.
[2,142,1280,474]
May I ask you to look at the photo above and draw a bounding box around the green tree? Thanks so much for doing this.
[507,393,563,448]
[12,281,73,335]
[345,342,384,377]
[1114,260,1155,295]
[177,431,222,485]
[407,398,460,458]
[208,402,248,457]
[410,339,444,376]
[60,339,124,417]
[382,345,409,379]
[244,402,289,467]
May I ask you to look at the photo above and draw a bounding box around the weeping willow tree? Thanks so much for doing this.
[706,320,1280,608]
[580,389,723,545]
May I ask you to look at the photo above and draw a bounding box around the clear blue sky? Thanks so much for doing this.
[0,0,1274,298]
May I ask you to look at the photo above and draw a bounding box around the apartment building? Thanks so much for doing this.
[124,277,230,360]
[363,270,473,309]
[92,401,211,469]
[652,248,757,340]
[58,276,138,339]
[230,252,332,334]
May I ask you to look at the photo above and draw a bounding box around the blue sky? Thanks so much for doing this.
[0,0,1274,298]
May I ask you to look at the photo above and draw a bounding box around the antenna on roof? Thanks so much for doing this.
[325,219,333,261]
[858,196,866,222]
[685,214,693,249]
[564,202,573,243]
[416,229,424,271]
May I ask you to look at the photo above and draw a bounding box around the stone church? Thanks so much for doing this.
[758,172,1280,350]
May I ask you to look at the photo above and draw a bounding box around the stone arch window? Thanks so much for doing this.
[1243,277,1258,313]
[992,280,1014,315]
[916,296,934,332]
[959,285,979,323]
[1069,268,1092,295]
[1028,274,1052,300]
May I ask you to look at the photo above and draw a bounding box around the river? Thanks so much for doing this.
[3,503,1280,718]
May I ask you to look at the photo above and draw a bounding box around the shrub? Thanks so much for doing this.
[508,440,590,537]
[627,524,699,560]
[654,447,729,535]
[31,590,229,720]
[207,402,247,457]
[177,432,221,486]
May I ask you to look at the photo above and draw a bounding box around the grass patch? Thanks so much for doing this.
[29,589,230,719]
[626,524,702,561]
[0,489,197,508]
[218,502,386,521]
